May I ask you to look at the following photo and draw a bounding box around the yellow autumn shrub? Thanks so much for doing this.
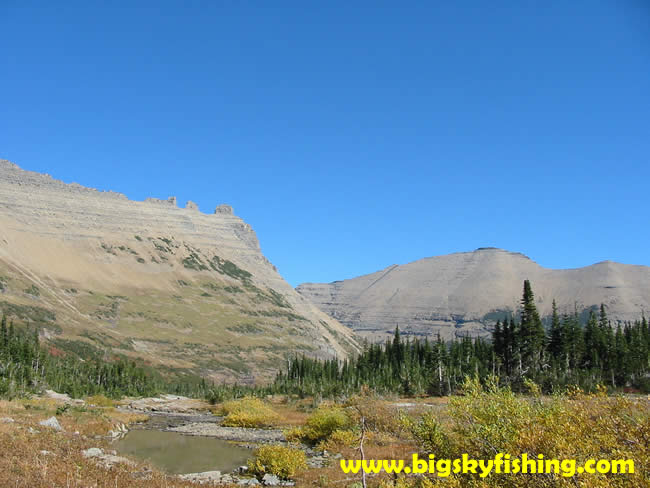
[220,396,279,428]
[318,428,359,451]
[405,376,649,487]
[289,406,353,445]
[247,444,307,479]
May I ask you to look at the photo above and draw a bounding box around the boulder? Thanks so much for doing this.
[262,473,281,486]
[82,448,104,458]
[238,479,260,486]
[44,389,85,406]
[178,471,222,484]
[39,416,63,431]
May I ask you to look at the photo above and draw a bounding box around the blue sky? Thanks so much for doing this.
[2,1,649,286]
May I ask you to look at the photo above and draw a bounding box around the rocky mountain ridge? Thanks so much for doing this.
[297,248,650,342]
[0,159,358,381]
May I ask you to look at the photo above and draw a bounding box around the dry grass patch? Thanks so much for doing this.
[293,441,417,488]
[0,402,207,488]
[270,403,310,428]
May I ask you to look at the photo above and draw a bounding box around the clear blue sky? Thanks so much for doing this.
[2,1,649,286]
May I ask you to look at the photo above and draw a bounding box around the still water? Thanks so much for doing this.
[114,429,252,474]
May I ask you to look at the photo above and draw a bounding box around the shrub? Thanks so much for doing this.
[318,428,358,451]
[55,404,69,416]
[24,285,40,297]
[247,444,307,479]
[289,406,353,445]
[405,376,650,487]
[401,411,450,456]
[220,396,279,428]
[346,388,403,435]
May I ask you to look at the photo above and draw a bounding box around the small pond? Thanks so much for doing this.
[114,429,252,474]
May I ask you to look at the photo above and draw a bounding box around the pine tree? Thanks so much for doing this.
[0,315,7,349]
[583,310,601,372]
[612,324,626,387]
[519,280,545,374]
[548,299,563,360]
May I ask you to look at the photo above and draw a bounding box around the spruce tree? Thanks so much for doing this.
[519,280,545,374]
[0,315,7,349]
[583,310,601,372]
[549,299,563,360]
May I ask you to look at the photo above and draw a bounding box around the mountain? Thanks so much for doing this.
[0,159,358,382]
[296,248,650,342]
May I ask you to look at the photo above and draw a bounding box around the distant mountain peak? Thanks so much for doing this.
[297,250,649,343]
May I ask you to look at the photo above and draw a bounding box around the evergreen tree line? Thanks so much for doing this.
[1,280,648,400]
[0,314,234,399]
[0,313,278,400]
[0,314,163,398]
[272,281,650,397]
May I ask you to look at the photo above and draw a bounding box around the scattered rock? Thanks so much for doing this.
[0,417,15,423]
[262,473,280,486]
[108,423,128,438]
[238,466,249,475]
[122,395,204,413]
[170,423,285,443]
[307,455,328,468]
[179,471,222,484]
[39,450,53,456]
[39,416,64,431]
[95,454,136,469]
[238,478,260,486]
[82,448,104,458]
[28,427,40,434]
[131,468,153,480]
[44,389,85,406]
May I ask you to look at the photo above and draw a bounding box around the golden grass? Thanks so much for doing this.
[2,391,646,488]
[294,441,418,488]
[0,399,210,488]
[269,403,310,428]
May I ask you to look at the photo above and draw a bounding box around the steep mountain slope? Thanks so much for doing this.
[0,160,358,382]
[297,248,650,342]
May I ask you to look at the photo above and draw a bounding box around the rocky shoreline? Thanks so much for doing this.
[168,423,285,444]
[113,395,330,486]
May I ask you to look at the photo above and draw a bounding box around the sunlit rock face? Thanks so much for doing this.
[0,159,358,382]
[297,248,650,342]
